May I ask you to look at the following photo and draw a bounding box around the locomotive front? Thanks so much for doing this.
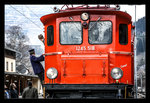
[40,5,134,99]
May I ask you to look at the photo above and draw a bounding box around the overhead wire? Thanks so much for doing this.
[24,5,40,18]
[9,5,43,30]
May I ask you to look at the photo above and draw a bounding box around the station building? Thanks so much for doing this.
[4,46,43,96]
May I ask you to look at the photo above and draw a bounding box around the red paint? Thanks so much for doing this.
[40,6,134,85]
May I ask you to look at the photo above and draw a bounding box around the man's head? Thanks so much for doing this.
[12,83,17,88]
[9,83,16,90]
[27,81,32,87]
[29,49,35,55]
[38,34,44,42]
[38,34,44,39]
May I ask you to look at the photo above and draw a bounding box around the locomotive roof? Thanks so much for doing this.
[40,7,132,25]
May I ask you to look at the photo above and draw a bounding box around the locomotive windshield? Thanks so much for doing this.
[88,21,112,44]
[60,22,82,44]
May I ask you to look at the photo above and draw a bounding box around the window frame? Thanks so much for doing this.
[88,20,113,45]
[47,25,54,46]
[59,21,83,45]
[11,62,13,71]
[6,61,8,71]
[119,24,128,45]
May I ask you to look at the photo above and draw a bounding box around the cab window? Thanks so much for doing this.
[47,25,54,46]
[60,22,82,45]
[119,24,128,45]
[88,21,112,44]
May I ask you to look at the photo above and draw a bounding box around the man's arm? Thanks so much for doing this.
[31,55,44,62]
[22,90,26,99]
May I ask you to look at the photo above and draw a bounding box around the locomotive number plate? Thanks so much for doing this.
[75,46,95,51]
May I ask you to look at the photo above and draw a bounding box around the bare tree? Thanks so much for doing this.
[5,25,34,74]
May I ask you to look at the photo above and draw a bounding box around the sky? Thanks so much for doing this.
[5,4,145,48]
[120,5,145,22]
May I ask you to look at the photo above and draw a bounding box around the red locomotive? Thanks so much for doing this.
[40,5,134,99]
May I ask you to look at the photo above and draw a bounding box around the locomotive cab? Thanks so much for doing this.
[40,5,134,99]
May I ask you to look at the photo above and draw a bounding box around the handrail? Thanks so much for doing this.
[110,51,133,55]
[59,4,119,12]
[43,52,62,56]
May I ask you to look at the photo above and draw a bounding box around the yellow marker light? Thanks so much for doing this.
[127,80,128,84]
[116,80,119,83]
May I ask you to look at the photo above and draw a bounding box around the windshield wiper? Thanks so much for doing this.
[69,17,81,31]
[88,17,101,31]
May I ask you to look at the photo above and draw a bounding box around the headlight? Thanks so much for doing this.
[46,67,58,79]
[81,12,89,21]
[111,67,123,80]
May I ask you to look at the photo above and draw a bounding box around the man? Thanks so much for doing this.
[22,81,38,99]
[9,83,18,99]
[29,49,44,84]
